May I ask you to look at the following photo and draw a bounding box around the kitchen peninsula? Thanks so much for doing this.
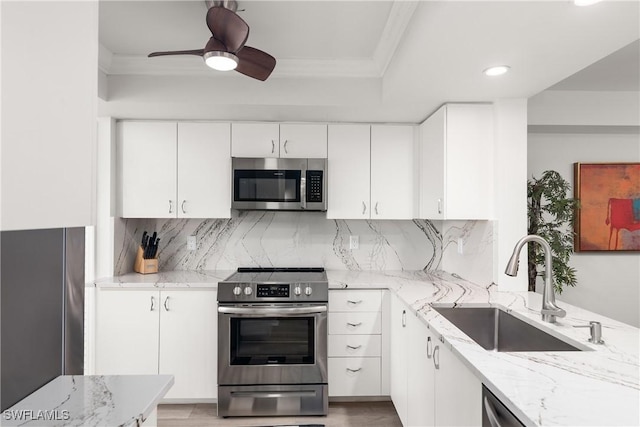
[94,269,640,427]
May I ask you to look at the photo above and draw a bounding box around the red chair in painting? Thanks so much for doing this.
[605,198,640,249]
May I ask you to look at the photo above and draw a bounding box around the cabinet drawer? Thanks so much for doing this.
[329,290,382,312]
[328,334,381,358]
[328,357,381,397]
[328,312,381,335]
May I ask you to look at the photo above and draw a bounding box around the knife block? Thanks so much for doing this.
[134,246,159,274]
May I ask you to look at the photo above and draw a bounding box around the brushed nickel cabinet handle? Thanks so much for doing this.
[346,367,362,373]
[181,200,187,214]
[437,198,442,214]
[347,322,362,327]
[150,296,155,311]
[433,345,440,369]
[169,200,173,214]
[163,296,170,311]
[362,201,367,215]
[375,202,379,215]
[346,344,362,350]
[271,140,275,153]
[284,140,289,154]
[402,309,406,327]
[347,300,363,305]
[427,336,433,358]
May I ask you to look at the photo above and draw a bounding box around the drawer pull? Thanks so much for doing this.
[346,322,362,327]
[346,367,362,373]
[347,300,363,305]
[346,344,362,350]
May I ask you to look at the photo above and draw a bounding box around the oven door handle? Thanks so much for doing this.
[218,305,327,316]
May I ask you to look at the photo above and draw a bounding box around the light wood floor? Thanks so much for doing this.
[158,401,402,427]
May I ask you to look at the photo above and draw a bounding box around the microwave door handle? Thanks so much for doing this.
[300,175,307,210]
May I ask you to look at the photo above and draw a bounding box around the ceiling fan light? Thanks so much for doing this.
[204,51,238,71]
[483,65,510,76]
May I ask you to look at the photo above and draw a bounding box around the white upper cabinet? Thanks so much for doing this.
[118,121,231,219]
[327,124,414,220]
[118,121,178,218]
[231,123,327,158]
[177,122,231,218]
[231,123,280,157]
[327,124,371,219]
[279,124,328,158]
[370,125,414,220]
[417,104,494,220]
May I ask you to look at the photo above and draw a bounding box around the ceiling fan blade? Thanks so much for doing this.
[235,46,276,81]
[206,6,249,53]
[148,49,204,57]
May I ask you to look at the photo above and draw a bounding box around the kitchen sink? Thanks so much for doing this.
[431,305,584,352]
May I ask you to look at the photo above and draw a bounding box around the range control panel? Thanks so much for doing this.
[257,284,290,298]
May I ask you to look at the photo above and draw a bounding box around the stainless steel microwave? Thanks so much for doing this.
[232,158,327,211]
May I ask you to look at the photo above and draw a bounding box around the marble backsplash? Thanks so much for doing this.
[114,211,494,284]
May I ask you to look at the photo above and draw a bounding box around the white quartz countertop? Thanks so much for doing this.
[96,269,640,426]
[2,375,174,426]
[94,270,234,288]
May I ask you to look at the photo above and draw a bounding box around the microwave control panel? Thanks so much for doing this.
[306,170,323,203]
[257,284,290,298]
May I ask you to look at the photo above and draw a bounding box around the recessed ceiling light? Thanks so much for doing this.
[483,65,510,77]
[574,0,602,6]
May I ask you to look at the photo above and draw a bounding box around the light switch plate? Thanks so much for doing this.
[349,235,359,250]
[457,238,464,255]
[187,235,197,251]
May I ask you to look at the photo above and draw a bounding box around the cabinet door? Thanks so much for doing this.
[118,121,177,218]
[95,289,160,375]
[326,124,371,219]
[370,125,414,220]
[159,290,218,400]
[389,295,408,426]
[279,124,327,158]
[434,341,482,427]
[231,123,280,157]
[407,314,436,427]
[445,104,494,219]
[418,107,445,219]
[177,122,231,218]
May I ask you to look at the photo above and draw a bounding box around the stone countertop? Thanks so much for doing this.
[1,375,174,426]
[328,269,640,427]
[94,269,640,426]
[94,270,235,288]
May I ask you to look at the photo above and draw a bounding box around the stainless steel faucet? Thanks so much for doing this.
[505,235,566,323]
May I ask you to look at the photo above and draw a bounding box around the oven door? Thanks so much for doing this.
[218,304,328,386]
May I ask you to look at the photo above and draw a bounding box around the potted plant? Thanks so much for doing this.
[527,170,579,293]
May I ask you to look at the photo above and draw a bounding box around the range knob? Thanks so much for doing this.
[305,286,313,296]
[294,285,302,296]
[244,286,253,296]
[233,286,242,296]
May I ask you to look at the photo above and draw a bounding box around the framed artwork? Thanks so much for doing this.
[574,163,640,252]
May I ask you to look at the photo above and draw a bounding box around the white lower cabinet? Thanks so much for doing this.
[95,288,217,400]
[390,294,481,427]
[328,289,386,397]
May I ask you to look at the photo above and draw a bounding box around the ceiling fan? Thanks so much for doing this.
[148,0,276,81]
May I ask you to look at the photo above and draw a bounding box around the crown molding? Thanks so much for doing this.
[100,0,418,79]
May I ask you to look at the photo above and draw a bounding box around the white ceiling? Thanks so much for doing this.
[98,0,640,123]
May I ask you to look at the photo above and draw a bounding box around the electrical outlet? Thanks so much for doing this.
[457,238,464,255]
[349,235,359,250]
[187,235,197,251]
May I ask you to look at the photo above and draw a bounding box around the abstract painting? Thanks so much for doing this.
[574,163,640,251]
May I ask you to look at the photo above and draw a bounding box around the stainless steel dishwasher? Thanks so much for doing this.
[482,385,525,427]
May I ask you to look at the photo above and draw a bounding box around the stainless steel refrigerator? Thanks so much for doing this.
[1,227,85,410]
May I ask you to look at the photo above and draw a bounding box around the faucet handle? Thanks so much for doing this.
[541,307,566,318]
[574,321,605,344]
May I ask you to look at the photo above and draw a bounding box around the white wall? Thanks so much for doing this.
[528,96,640,326]
[1,1,98,231]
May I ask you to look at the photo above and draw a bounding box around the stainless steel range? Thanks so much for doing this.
[217,267,328,417]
